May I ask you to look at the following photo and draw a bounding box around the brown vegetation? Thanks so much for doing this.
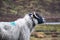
[31,32,46,38]
[0,0,60,22]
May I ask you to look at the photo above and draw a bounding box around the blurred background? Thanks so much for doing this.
[0,0,60,40]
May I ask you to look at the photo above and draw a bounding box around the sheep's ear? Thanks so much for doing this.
[29,13,34,18]
[32,12,37,18]
[29,12,37,18]
[33,12,37,18]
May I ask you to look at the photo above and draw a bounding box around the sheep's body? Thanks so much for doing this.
[0,12,44,40]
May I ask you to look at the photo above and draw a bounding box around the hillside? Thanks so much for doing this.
[0,0,60,22]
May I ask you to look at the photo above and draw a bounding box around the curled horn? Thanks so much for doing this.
[33,12,39,18]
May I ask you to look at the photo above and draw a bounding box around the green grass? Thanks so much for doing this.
[30,36,60,40]
[30,37,41,40]
[35,24,60,32]
[30,24,60,40]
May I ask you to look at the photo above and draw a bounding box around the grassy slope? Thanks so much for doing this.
[35,24,60,32]
[31,24,60,40]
